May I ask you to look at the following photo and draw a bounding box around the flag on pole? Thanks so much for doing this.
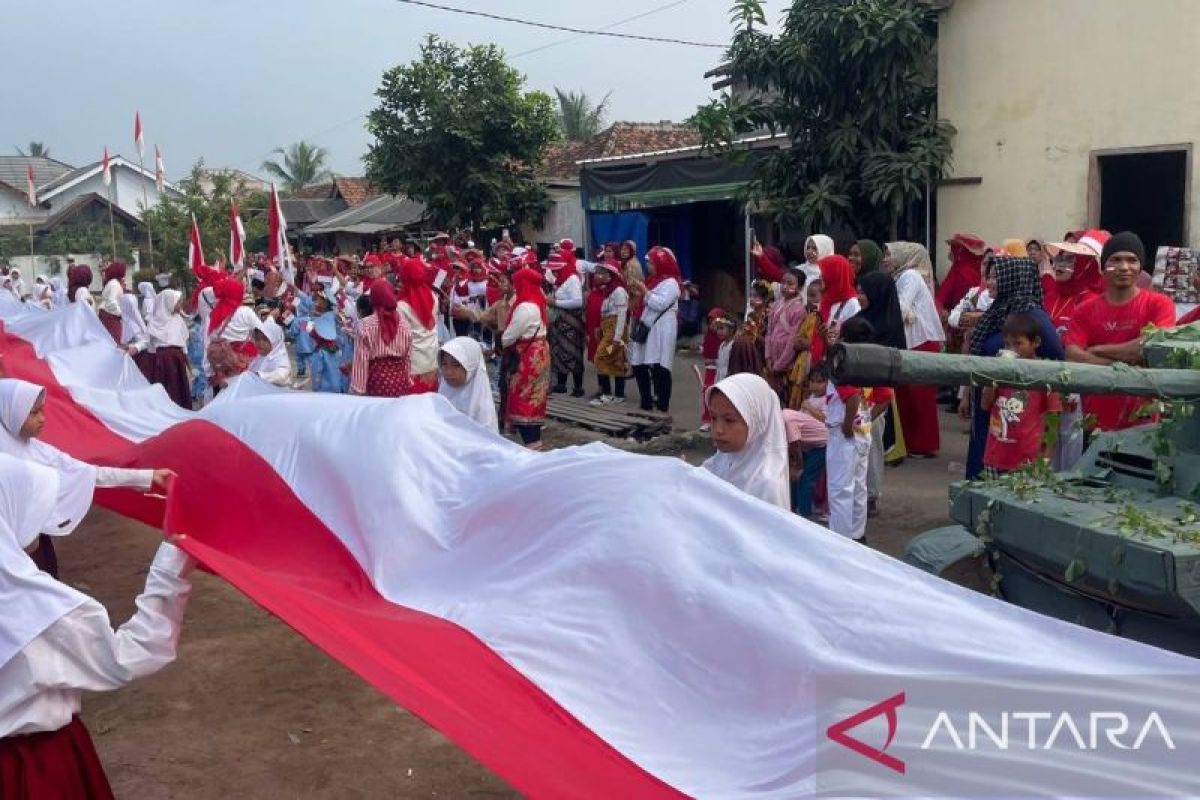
[25,165,37,207]
[230,200,246,269]
[134,112,144,158]
[155,145,165,193]
[102,147,112,187]
[188,214,206,274]
[268,183,290,271]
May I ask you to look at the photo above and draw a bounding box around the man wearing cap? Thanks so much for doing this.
[1063,231,1176,432]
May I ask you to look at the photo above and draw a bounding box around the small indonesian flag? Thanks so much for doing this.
[134,112,144,157]
[155,145,165,193]
[188,214,206,274]
[25,164,36,207]
[230,200,246,269]
[102,147,112,187]
[268,183,290,271]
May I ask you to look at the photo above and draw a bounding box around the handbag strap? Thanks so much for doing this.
[646,302,676,328]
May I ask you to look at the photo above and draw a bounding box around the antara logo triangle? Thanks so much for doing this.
[826,692,906,774]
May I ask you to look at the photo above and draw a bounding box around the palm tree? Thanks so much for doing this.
[13,141,50,158]
[261,141,333,193]
[554,89,611,142]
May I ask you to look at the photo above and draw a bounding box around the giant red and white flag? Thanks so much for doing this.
[101,147,112,187]
[0,298,1194,799]
[25,164,36,207]
[134,111,144,158]
[229,200,246,269]
[268,183,289,270]
[188,214,205,274]
[154,145,165,193]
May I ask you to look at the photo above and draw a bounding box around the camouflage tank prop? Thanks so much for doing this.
[829,330,1200,657]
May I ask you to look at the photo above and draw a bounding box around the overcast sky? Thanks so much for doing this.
[6,0,749,179]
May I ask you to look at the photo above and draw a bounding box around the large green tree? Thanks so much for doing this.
[262,141,333,193]
[365,35,560,236]
[694,0,954,239]
[142,160,269,287]
[555,88,611,142]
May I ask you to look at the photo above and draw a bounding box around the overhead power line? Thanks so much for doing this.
[512,0,694,58]
[393,0,725,48]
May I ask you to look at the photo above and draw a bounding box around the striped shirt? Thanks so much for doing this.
[349,314,413,395]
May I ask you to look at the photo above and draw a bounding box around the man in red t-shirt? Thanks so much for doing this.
[1063,231,1176,431]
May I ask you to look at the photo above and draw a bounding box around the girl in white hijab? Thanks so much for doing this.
[0,453,195,798]
[31,277,52,310]
[73,287,96,310]
[0,379,173,576]
[249,317,293,387]
[49,277,67,308]
[802,234,835,287]
[8,268,26,301]
[147,289,193,408]
[137,281,157,318]
[702,373,790,510]
[438,336,498,431]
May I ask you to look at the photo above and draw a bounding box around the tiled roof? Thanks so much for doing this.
[291,177,379,207]
[0,156,74,191]
[538,122,702,180]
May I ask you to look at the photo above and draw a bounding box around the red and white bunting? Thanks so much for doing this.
[134,111,144,158]
[229,200,246,269]
[101,146,112,187]
[25,164,37,207]
[188,214,206,274]
[154,145,165,193]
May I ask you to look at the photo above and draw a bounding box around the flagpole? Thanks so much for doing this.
[107,182,118,262]
[137,150,154,270]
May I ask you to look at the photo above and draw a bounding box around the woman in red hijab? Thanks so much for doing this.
[396,257,441,393]
[936,234,987,315]
[97,262,128,343]
[810,254,861,366]
[546,252,586,396]
[1043,229,1109,333]
[590,259,629,405]
[500,267,551,449]
[350,281,413,397]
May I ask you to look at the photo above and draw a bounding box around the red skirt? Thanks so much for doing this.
[154,346,192,409]
[506,337,551,426]
[895,340,942,455]
[133,349,156,383]
[97,310,121,344]
[403,370,439,396]
[365,357,410,397]
[0,716,114,800]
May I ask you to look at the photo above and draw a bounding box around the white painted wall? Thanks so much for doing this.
[936,0,1200,271]
[524,184,584,247]
[4,253,107,291]
[0,184,48,225]
[50,165,166,219]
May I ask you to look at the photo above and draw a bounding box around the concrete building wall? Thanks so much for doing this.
[936,0,1200,271]
[523,184,585,248]
[0,184,48,225]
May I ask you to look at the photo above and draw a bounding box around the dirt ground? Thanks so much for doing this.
[67,352,970,798]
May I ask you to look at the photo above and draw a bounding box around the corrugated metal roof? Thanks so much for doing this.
[279,198,348,225]
[0,156,74,191]
[304,194,427,235]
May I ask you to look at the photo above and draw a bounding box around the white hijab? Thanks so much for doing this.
[803,234,835,285]
[147,289,189,349]
[0,453,87,668]
[138,281,157,317]
[119,292,148,345]
[249,318,291,376]
[30,281,52,310]
[702,373,790,510]
[438,337,497,431]
[0,379,98,537]
[49,277,67,308]
[99,278,124,315]
[74,287,96,310]
[8,269,25,300]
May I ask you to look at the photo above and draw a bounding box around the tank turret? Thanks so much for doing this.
[829,336,1200,657]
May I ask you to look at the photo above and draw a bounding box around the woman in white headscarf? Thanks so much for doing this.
[801,234,835,287]
[702,373,790,510]
[438,336,498,431]
[248,317,292,387]
[30,277,52,310]
[0,379,173,577]
[49,277,67,308]
[147,289,192,409]
[0,453,195,799]
[137,281,157,318]
[8,268,26,301]
[119,293,155,381]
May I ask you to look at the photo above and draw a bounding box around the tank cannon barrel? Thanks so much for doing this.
[828,343,1200,399]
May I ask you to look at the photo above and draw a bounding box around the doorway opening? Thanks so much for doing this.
[1091,146,1190,273]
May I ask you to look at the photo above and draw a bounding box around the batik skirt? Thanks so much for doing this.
[506,337,550,427]
[365,356,410,397]
[549,307,585,375]
[592,316,628,378]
